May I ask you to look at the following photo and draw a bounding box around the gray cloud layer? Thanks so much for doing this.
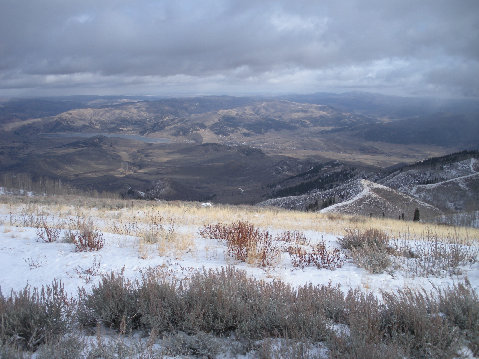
[1,0,478,97]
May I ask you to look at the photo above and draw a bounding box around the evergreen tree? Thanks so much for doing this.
[413,208,420,222]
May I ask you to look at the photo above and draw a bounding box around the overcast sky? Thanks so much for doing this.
[1,0,478,98]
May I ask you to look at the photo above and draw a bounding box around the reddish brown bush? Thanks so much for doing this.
[73,229,104,252]
[35,218,60,243]
[71,220,104,252]
[200,221,279,266]
[288,241,344,270]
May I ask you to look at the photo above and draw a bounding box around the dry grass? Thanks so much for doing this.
[138,230,195,260]
[157,231,195,259]
[1,194,478,247]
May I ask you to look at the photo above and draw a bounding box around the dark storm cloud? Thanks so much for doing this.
[0,0,478,97]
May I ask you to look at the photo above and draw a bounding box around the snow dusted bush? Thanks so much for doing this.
[79,267,331,341]
[258,338,320,359]
[434,281,479,355]
[380,288,460,358]
[339,228,392,273]
[276,230,309,245]
[182,267,329,341]
[329,287,463,358]
[340,227,478,276]
[1,267,478,357]
[137,271,184,333]
[0,281,72,351]
[77,271,140,331]
[350,244,392,274]
[35,334,85,359]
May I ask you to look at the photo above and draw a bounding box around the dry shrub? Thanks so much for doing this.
[328,339,406,359]
[339,228,389,250]
[0,342,25,359]
[392,237,478,277]
[437,281,479,355]
[137,216,194,258]
[380,289,460,358]
[137,239,150,259]
[83,332,159,359]
[182,267,328,340]
[258,338,319,359]
[156,231,195,259]
[81,267,330,341]
[350,245,392,274]
[77,271,140,331]
[198,223,229,240]
[200,221,280,266]
[35,334,85,359]
[200,221,259,261]
[0,281,72,351]
[276,230,309,245]
[2,267,474,357]
[288,241,344,270]
[138,223,176,259]
[137,270,184,333]
[140,230,160,245]
[74,256,101,283]
[246,234,281,267]
[161,331,226,357]
[70,219,104,252]
[339,228,392,274]
[339,226,477,276]
[329,286,464,358]
[110,220,139,236]
[140,213,174,244]
[182,267,257,336]
[35,217,60,243]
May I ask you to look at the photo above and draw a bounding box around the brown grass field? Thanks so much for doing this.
[1,193,477,245]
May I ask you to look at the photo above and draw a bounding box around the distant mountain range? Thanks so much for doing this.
[0,93,478,225]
